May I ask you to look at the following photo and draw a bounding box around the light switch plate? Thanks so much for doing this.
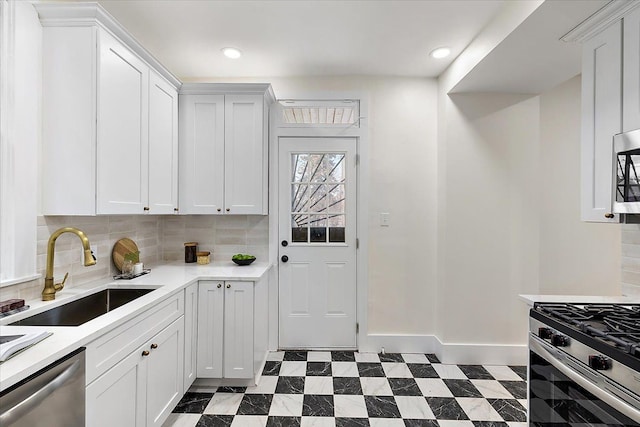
[380,212,390,227]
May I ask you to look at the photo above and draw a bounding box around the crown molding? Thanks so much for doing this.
[562,0,640,43]
[33,2,181,88]
[180,83,275,102]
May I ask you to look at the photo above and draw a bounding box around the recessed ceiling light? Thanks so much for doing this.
[430,47,451,59]
[222,47,242,59]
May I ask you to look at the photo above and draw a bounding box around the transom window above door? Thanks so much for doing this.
[280,100,359,127]
[290,153,346,243]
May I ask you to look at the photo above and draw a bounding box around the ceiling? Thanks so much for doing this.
[77,0,505,79]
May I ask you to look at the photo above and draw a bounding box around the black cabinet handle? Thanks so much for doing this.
[281,255,289,263]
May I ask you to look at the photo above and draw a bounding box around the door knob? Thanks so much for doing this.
[281,255,289,263]
[281,240,288,247]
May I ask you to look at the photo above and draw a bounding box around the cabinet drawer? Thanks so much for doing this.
[86,292,184,384]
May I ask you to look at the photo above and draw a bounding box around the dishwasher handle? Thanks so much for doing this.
[0,358,81,425]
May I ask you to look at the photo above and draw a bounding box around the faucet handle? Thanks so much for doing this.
[55,272,69,290]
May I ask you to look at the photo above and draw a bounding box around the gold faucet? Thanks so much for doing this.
[42,227,96,301]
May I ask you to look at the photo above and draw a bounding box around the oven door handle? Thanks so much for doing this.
[530,337,640,423]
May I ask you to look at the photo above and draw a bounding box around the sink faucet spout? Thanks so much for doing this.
[42,227,96,301]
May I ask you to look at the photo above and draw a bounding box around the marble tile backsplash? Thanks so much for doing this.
[621,224,640,296]
[0,214,268,302]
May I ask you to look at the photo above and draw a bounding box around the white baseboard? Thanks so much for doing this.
[361,334,528,365]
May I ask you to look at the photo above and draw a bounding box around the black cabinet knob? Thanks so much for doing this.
[589,355,611,370]
[281,240,288,247]
[281,255,289,263]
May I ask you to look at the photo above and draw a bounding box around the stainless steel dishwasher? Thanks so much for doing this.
[0,347,85,427]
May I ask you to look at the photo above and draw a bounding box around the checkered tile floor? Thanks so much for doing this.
[163,351,528,427]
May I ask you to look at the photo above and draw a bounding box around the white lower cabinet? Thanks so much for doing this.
[197,280,255,379]
[183,282,198,390]
[86,317,184,427]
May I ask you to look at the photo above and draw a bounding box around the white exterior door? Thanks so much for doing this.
[278,137,357,349]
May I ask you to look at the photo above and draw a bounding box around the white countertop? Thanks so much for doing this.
[0,261,271,391]
[519,294,640,307]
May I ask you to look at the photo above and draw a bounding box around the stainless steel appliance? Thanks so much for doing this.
[0,348,85,427]
[529,303,640,426]
[613,128,640,214]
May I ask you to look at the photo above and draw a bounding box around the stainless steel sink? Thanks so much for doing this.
[9,288,155,327]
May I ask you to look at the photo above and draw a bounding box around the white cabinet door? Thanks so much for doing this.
[224,95,266,214]
[97,30,149,214]
[86,345,146,427]
[223,281,254,379]
[146,317,184,427]
[179,95,225,214]
[624,7,640,133]
[148,71,179,214]
[197,280,224,378]
[183,283,198,391]
[581,20,622,222]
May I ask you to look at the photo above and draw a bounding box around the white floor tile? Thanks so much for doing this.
[471,379,514,399]
[401,353,430,364]
[355,352,380,363]
[431,364,467,379]
[304,376,334,395]
[279,361,307,376]
[359,377,392,396]
[307,351,332,362]
[456,397,504,421]
[301,416,337,427]
[414,378,454,397]
[266,351,285,361]
[507,423,528,427]
[203,393,243,415]
[518,398,528,410]
[333,394,368,418]
[331,361,359,377]
[369,419,405,426]
[394,395,436,419]
[245,376,278,394]
[230,415,267,427]
[437,421,474,427]
[483,365,522,381]
[381,362,413,378]
[269,394,303,416]
[161,413,200,427]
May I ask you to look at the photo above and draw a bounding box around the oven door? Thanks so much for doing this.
[529,335,640,426]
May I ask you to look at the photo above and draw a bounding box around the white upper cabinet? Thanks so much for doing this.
[624,6,640,133]
[179,84,274,215]
[580,20,622,222]
[36,3,181,215]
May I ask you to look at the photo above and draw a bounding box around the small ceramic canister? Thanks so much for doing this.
[197,251,211,265]
[184,242,198,263]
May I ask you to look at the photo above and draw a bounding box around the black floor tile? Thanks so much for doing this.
[237,394,273,415]
[489,399,527,422]
[336,418,370,426]
[275,376,305,394]
[263,361,282,376]
[459,365,494,380]
[499,380,527,399]
[332,351,357,362]
[388,378,422,396]
[425,397,469,420]
[509,365,528,381]
[266,416,301,426]
[284,351,308,361]
[215,386,246,393]
[473,422,509,427]
[404,420,439,426]
[195,415,234,427]
[443,379,483,397]
[172,392,213,413]
[425,354,440,363]
[407,363,438,378]
[307,361,332,376]
[379,353,404,362]
[302,394,335,416]
[364,395,401,418]
[333,377,363,395]
[357,362,385,377]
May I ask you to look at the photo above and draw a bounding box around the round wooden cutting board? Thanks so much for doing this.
[112,238,139,272]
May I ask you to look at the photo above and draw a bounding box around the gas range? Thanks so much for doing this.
[529,302,640,425]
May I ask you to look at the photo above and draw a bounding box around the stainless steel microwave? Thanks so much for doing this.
[613,128,640,214]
